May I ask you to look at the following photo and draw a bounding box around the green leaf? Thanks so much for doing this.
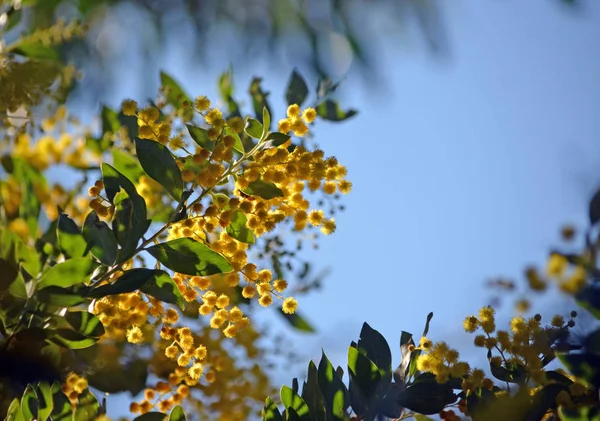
[139,271,184,309]
[280,386,310,419]
[101,105,120,134]
[286,70,309,106]
[558,353,600,388]
[82,211,118,265]
[218,70,241,117]
[396,382,456,415]
[5,398,24,421]
[135,138,183,201]
[265,132,291,147]
[160,71,190,109]
[146,238,233,276]
[347,345,381,402]
[317,351,348,420]
[112,149,145,183]
[560,405,600,421]
[0,257,18,290]
[50,381,73,421]
[65,311,105,337]
[102,163,149,261]
[278,309,315,333]
[262,397,283,421]
[34,381,54,421]
[262,107,271,139]
[47,328,99,349]
[169,406,186,421]
[225,127,245,154]
[357,322,392,384]
[73,389,99,421]
[13,43,59,60]
[37,257,96,290]
[133,413,167,421]
[575,285,600,320]
[249,77,272,124]
[119,111,139,139]
[245,117,263,139]
[301,361,326,421]
[88,268,164,297]
[86,357,147,395]
[21,384,38,420]
[57,212,87,258]
[36,286,85,307]
[226,211,255,244]
[242,180,284,200]
[316,100,357,122]
[12,157,44,236]
[186,124,213,150]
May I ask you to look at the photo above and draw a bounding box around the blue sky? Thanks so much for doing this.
[94,0,600,415]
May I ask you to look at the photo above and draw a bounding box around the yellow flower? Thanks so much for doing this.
[165,345,179,359]
[273,279,288,293]
[216,294,230,309]
[473,335,486,347]
[546,253,568,277]
[258,294,273,307]
[194,95,211,111]
[287,104,301,118]
[126,325,144,344]
[302,107,317,123]
[121,99,138,116]
[463,316,479,333]
[282,297,298,314]
[194,345,207,360]
[188,363,204,380]
[551,315,564,327]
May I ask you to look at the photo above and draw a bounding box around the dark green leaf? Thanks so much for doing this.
[396,382,457,415]
[242,180,284,200]
[348,345,381,404]
[0,257,18,290]
[169,406,186,421]
[47,329,99,349]
[394,331,415,385]
[286,70,309,106]
[301,361,326,421]
[82,211,118,265]
[316,100,357,122]
[278,309,315,332]
[36,286,85,307]
[37,257,96,290]
[57,212,87,258]
[280,386,310,419]
[560,405,600,421]
[21,384,38,420]
[262,397,283,421]
[146,238,233,276]
[133,413,167,421]
[34,381,54,421]
[186,124,213,150]
[119,111,139,139]
[422,312,434,337]
[50,382,73,421]
[160,71,190,109]
[13,43,59,60]
[249,77,272,124]
[88,268,166,298]
[87,357,147,395]
[226,211,255,244]
[575,284,600,320]
[317,351,348,420]
[136,138,183,201]
[558,353,600,388]
[590,188,600,225]
[65,311,105,337]
[265,132,291,147]
[357,322,392,385]
[245,118,263,139]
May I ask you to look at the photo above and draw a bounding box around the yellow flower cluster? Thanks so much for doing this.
[545,253,587,294]
[130,378,191,415]
[92,292,149,340]
[61,372,88,406]
[416,339,470,384]
[277,104,316,137]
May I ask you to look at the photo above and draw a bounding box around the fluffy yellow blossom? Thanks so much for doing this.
[126,325,144,344]
[122,99,138,116]
[282,297,298,314]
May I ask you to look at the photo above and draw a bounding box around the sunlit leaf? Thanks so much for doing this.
[226,211,255,244]
[186,124,213,150]
[160,71,190,109]
[241,180,283,200]
[37,257,96,290]
[133,413,167,421]
[20,384,38,420]
[280,386,310,419]
[318,351,348,420]
[13,43,59,60]
[278,309,315,333]
[65,311,105,337]
[57,212,87,258]
[262,397,283,421]
[245,118,263,139]
[146,238,233,276]
[169,406,186,421]
[34,381,54,421]
[36,286,85,307]
[47,329,99,349]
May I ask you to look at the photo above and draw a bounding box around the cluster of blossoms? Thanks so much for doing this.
[60,372,89,407]
[82,91,350,416]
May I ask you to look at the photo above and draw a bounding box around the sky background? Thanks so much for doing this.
[90,0,600,417]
